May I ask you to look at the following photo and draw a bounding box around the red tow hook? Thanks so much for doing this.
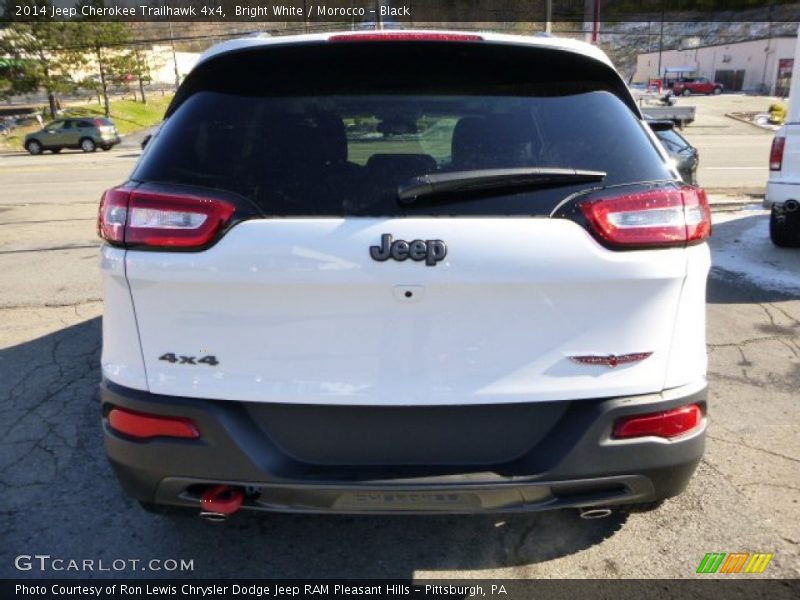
[199,485,244,520]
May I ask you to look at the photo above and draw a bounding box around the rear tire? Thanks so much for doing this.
[712,87,722,95]
[26,140,43,155]
[770,204,800,247]
[80,137,97,153]
[682,89,692,96]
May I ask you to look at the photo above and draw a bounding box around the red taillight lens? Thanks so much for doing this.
[683,186,712,242]
[613,404,703,439]
[126,191,235,248]
[770,136,785,171]
[97,188,236,249]
[329,32,483,43]
[108,407,200,439]
[579,186,711,248]
[97,187,129,244]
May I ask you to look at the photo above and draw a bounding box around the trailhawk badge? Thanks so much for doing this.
[370,234,447,266]
[570,352,653,368]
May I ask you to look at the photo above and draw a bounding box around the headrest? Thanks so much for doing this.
[451,117,487,169]
[270,112,347,165]
[451,114,536,169]
[298,112,347,164]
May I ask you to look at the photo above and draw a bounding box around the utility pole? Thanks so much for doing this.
[545,0,552,34]
[168,22,180,91]
[657,3,665,80]
[762,7,774,93]
[591,0,601,44]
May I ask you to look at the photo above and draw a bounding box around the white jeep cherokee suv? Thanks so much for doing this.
[98,31,711,519]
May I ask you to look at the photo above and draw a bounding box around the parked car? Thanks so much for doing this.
[24,117,121,154]
[139,123,161,150]
[98,31,711,520]
[649,121,699,185]
[672,77,723,96]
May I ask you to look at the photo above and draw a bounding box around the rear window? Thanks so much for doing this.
[134,47,672,217]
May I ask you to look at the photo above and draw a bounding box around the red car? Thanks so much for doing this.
[673,77,723,96]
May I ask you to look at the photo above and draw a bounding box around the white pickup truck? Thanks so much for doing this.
[765,26,800,247]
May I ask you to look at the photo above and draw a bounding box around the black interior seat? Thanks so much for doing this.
[255,112,364,214]
[451,116,489,170]
[366,153,438,185]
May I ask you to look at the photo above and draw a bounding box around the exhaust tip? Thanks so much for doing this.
[784,199,799,212]
[199,511,230,523]
[199,484,244,519]
[578,507,614,519]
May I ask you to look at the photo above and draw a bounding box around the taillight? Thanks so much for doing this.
[613,404,703,439]
[770,136,785,171]
[108,407,200,440]
[578,186,711,248]
[126,191,236,248]
[97,187,236,249]
[97,187,129,244]
[329,32,483,42]
[683,186,712,242]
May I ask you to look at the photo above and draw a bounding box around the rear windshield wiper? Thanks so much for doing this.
[397,168,606,205]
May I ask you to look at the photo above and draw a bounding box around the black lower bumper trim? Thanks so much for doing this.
[101,380,707,514]
[156,474,657,515]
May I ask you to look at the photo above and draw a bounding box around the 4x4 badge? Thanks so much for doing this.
[370,234,447,266]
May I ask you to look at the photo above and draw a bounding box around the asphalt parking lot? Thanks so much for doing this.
[1,106,798,579]
[678,94,775,193]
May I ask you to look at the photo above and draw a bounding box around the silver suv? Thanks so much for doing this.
[25,117,120,154]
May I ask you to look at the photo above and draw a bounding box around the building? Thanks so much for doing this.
[146,45,200,86]
[57,45,200,87]
[634,36,796,96]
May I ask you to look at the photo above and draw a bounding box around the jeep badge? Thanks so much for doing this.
[370,234,447,266]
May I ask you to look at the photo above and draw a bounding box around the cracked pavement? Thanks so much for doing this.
[0,135,798,580]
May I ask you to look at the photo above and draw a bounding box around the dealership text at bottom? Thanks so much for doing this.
[13,555,193,573]
[15,584,506,597]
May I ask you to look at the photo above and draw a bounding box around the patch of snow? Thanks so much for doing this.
[754,113,770,125]
[712,205,767,220]
[710,212,800,294]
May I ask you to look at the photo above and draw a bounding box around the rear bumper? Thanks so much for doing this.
[765,180,800,207]
[102,380,707,514]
